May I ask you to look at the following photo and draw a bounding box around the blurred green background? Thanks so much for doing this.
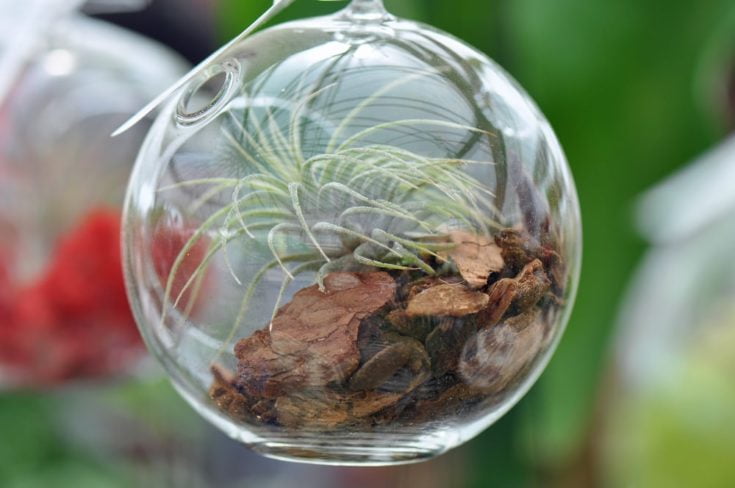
[3,0,735,486]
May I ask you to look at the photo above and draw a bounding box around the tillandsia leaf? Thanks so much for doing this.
[162,217,278,325]
[180,256,208,319]
[172,222,278,308]
[161,203,236,317]
[341,147,496,207]
[231,207,293,238]
[230,178,289,237]
[371,228,447,261]
[171,231,236,311]
[188,182,236,214]
[225,172,292,198]
[345,163,422,193]
[318,182,428,230]
[315,253,365,289]
[164,206,267,302]
[220,217,243,285]
[251,114,301,180]
[321,153,362,187]
[424,201,498,232]
[312,222,403,260]
[226,109,275,164]
[388,241,436,275]
[338,206,434,235]
[352,242,417,272]
[172,224,305,314]
[267,222,305,278]
[289,183,331,262]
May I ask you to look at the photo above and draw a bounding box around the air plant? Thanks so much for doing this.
[157,67,502,356]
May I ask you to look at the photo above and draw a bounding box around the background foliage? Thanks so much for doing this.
[2,0,734,486]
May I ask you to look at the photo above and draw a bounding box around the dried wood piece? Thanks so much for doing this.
[355,315,386,364]
[386,309,435,341]
[495,228,565,297]
[409,383,483,423]
[483,278,518,327]
[235,272,396,398]
[459,309,545,394]
[512,259,551,312]
[209,365,254,423]
[425,318,478,377]
[250,398,277,424]
[494,228,538,275]
[234,329,298,398]
[350,391,404,419]
[406,284,489,318]
[480,259,550,328]
[275,391,352,430]
[275,389,405,429]
[397,275,461,302]
[445,231,505,288]
[539,245,566,297]
[348,337,429,392]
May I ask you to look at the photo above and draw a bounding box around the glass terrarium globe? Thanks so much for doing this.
[124,0,581,465]
[0,10,186,387]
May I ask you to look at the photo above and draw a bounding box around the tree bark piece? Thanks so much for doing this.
[406,284,489,318]
[348,337,429,392]
[445,231,505,288]
[209,365,256,423]
[512,259,551,312]
[480,259,550,328]
[425,318,478,377]
[275,390,405,429]
[459,309,545,394]
[483,278,518,327]
[235,272,395,398]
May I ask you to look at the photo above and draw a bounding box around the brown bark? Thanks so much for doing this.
[445,230,505,288]
[235,272,395,398]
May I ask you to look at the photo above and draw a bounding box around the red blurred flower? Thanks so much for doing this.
[0,253,17,358]
[0,209,211,387]
[0,209,143,386]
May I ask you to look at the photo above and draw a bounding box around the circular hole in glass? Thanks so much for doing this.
[176,61,240,127]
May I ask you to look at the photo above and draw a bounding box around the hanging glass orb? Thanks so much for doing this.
[124,0,581,465]
[0,10,186,387]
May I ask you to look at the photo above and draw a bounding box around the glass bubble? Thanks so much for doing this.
[0,11,186,387]
[123,0,581,465]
